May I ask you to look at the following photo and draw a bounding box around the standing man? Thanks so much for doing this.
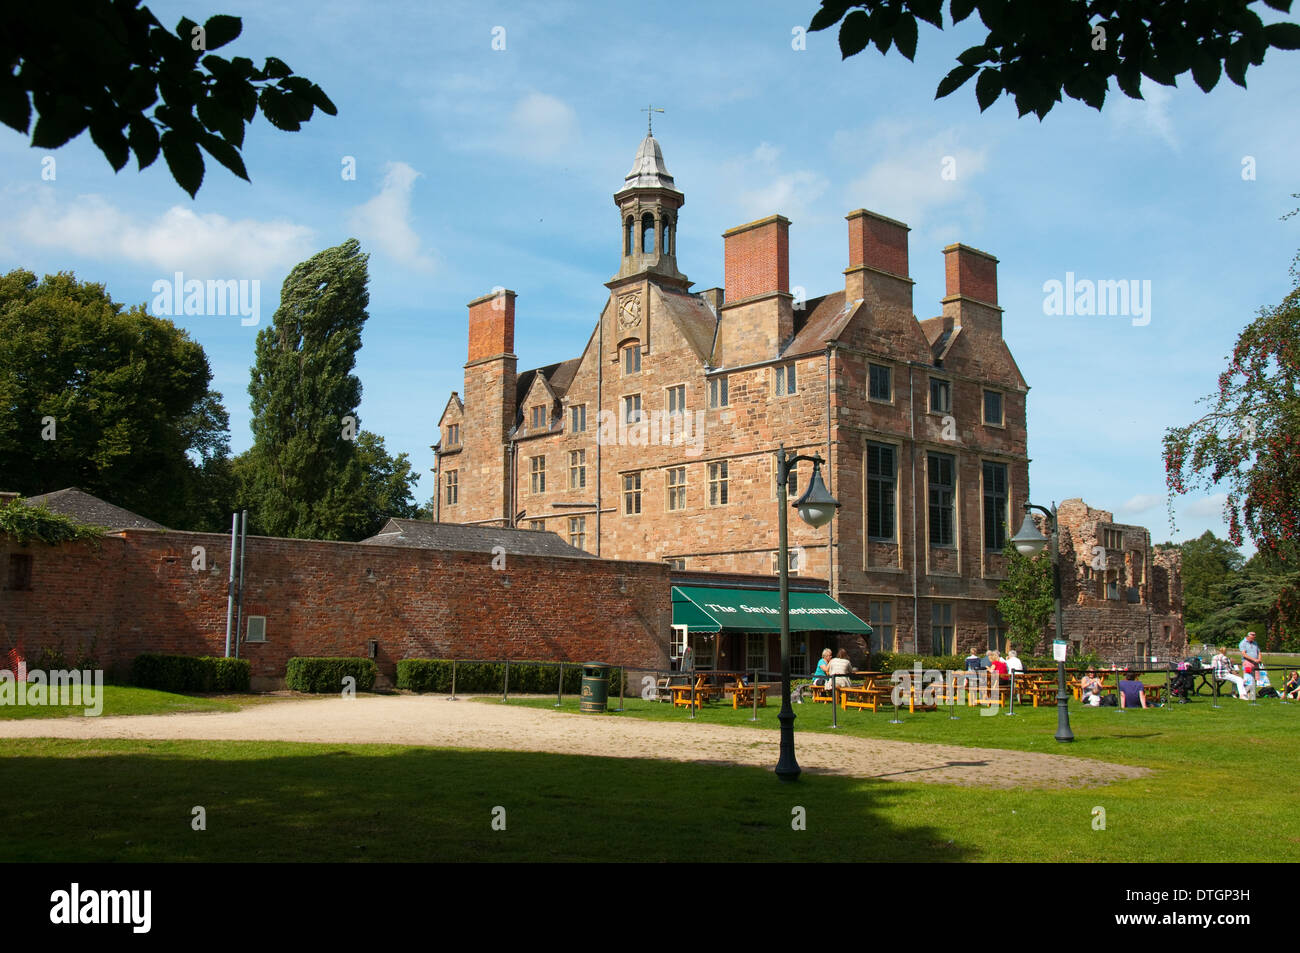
[1239,631,1261,700]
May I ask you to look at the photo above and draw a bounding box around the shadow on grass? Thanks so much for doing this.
[0,739,976,863]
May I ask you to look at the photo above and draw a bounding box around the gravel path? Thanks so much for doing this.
[0,694,1147,788]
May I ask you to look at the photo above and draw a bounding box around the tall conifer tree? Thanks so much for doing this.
[245,239,369,539]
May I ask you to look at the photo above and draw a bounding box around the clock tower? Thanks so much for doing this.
[609,132,689,290]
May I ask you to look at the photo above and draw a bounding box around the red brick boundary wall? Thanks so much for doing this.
[1,530,673,688]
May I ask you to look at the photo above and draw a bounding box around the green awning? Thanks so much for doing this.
[671,585,872,634]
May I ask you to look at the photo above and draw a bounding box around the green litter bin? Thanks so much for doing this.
[580,662,610,713]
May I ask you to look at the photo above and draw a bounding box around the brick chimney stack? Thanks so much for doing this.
[462,289,518,524]
[843,209,914,329]
[717,215,793,365]
[467,288,516,363]
[941,243,1001,336]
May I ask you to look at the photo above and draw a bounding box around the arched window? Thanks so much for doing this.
[624,216,633,256]
[664,220,674,256]
[641,212,655,254]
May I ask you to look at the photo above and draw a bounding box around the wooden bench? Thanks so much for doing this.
[670,683,716,709]
[730,685,767,709]
[838,684,892,712]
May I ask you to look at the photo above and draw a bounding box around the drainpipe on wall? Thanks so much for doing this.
[825,346,834,598]
[909,365,919,653]
[596,301,604,556]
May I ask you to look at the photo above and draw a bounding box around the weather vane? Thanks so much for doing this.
[641,104,665,136]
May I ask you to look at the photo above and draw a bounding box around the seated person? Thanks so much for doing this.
[965,648,984,671]
[1080,668,1104,706]
[812,648,832,686]
[1283,670,1300,700]
[1211,646,1248,698]
[1118,670,1147,709]
[826,649,854,690]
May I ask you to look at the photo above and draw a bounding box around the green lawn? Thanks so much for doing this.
[0,685,249,720]
[1,686,1296,862]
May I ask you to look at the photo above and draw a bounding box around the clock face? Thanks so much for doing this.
[618,293,641,330]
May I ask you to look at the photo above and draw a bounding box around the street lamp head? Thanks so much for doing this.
[793,460,839,528]
[1011,511,1048,556]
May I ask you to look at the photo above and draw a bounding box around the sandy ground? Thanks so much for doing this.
[0,694,1148,788]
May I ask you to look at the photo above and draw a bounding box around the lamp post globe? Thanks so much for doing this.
[1011,512,1048,556]
[793,461,840,528]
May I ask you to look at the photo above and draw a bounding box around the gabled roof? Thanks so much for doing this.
[438,392,464,426]
[513,357,582,428]
[783,291,861,355]
[361,518,596,559]
[655,285,720,365]
[22,488,165,530]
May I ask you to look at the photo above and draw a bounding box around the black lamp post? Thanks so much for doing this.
[774,445,840,781]
[1011,502,1074,742]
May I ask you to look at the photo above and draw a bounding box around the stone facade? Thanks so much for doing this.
[434,134,1174,661]
[1050,499,1186,664]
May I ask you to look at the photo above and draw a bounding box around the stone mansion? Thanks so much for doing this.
[432,132,1182,660]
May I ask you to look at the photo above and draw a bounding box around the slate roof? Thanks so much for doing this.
[656,285,720,364]
[783,291,861,355]
[512,357,582,429]
[22,487,165,530]
[361,518,597,558]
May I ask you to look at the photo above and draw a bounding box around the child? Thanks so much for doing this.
[1283,670,1299,701]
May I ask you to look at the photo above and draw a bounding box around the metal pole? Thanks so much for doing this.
[775,446,800,781]
[503,658,510,702]
[750,668,759,722]
[555,662,563,707]
[689,680,697,720]
[949,670,960,720]
[233,510,247,660]
[831,675,839,728]
[1212,673,1219,709]
[1050,504,1074,742]
[617,666,624,712]
[449,659,458,701]
[1006,669,1017,716]
[223,513,237,657]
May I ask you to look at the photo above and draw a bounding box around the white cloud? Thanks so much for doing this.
[9,185,314,278]
[726,143,829,222]
[1183,493,1229,518]
[836,120,989,228]
[1109,81,1178,150]
[508,92,580,160]
[347,161,437,273]
[1119,493,1164,515]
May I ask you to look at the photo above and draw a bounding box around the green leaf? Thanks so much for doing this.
[307,83,337,116]
[127,115,160,169]
[838,9,872,57]
[1261,0,1291,10]
[89,119,130,171]
[202,14,242,51]
[262,56,293,79]
[1264,22,1300,50]
[197,130,249,181]
[975,66,1002,111]
[894,14,919,60]
[809,0,852,32]
[160,129,204,197]
[30,99,89,148]
[1190,50,1221,92]
[0,81,31,133]
[258,87,301,131]
[197,93,245,147]
[956,43,989,66]
[935,63,978,98]
[909,0,944,30]
[950,0,978,24]
[1225,40,1249,87]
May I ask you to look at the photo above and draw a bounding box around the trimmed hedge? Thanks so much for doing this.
[131,654,251,693]
[396,659,623,696]
[867,653,965,673]
[285,657,378,693]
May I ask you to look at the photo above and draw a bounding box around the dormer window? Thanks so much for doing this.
[445,423,460,446]
[531,405,547,429]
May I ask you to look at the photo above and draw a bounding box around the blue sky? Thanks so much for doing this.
[3,0,1297,551]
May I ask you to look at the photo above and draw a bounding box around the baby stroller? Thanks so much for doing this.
[1167,660,1195,703]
